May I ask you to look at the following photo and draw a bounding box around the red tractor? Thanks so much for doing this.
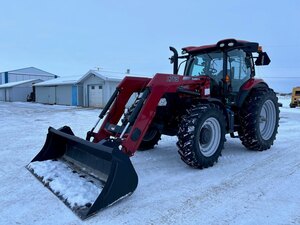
[27,39,279,219]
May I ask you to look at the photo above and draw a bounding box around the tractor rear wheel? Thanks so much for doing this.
[238,87,279,151]
[177,104,226,169]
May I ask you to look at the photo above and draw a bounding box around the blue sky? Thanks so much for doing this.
[1,0,300,84]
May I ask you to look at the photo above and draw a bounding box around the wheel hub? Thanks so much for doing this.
[198,117,221,157]
[259,100,276,140]
[200,127,212,145]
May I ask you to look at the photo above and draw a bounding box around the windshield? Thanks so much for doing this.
[187,50,252,89]
[187,52,224,83]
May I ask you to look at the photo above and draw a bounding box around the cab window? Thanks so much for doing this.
[188,52,224,83]
[228,49,251,92]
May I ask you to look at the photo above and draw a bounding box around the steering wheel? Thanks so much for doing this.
[208,68,217,75]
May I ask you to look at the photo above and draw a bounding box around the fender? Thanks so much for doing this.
[236,78,269,108]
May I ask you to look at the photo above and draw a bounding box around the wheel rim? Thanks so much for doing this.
[259,100,276,140]
[198,117,221,157]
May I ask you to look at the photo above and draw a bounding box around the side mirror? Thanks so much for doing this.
[255,52,271,66]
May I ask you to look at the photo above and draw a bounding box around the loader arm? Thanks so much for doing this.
[93,73,210,156]
[93,76,151,142]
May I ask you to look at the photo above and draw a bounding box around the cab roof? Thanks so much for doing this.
[182,39,259,54]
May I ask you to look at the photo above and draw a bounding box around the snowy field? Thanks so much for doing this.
[0,96,300,225]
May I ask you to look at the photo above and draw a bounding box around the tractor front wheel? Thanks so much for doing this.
[138,128,161,151]
[177,104,226,169]
[238,87,279,150]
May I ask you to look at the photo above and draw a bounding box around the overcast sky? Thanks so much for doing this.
[1,0,300,85]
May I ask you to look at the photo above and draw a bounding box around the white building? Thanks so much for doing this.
[0,67,58,85]
[0,67,58,102]
[35,76,83,106]
[34,70,128,107]
[78,70,122,107]
[0,79,42,102]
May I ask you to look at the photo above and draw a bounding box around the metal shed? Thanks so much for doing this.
[34,76,83,106]
[33,70,142,108]
[78,70,122,108]
[0,67,58,85]
[0,79,42,102]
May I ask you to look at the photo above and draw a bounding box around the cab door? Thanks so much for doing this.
[227,49,252,93]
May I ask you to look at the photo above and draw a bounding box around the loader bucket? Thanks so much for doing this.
[26,126,138,219]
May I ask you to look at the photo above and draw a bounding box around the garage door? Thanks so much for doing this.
[89,85,103,107]
[48,87,56,104]
[0,89,5,101]
[5,89,10,101]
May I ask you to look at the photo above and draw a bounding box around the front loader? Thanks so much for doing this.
[27,39,279,219]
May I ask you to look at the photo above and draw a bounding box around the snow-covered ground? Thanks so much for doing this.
[0,97,299,225]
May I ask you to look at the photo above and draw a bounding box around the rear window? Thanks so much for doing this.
[295,91,300,96]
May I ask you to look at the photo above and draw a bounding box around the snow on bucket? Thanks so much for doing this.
[28,160,103,209]
[26,126,138,219]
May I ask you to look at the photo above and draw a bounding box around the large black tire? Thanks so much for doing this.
[238,87,279,151]
[177,104,226,169]
[138,128,161,151]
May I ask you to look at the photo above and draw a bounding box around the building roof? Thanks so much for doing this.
[1,67,58,78]
[34,70,151,87]
[78,70,123,83]
[78,70,151,83]
[0,79,42,88]
[34,76,82,86]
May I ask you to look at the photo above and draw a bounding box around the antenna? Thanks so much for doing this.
[94,67,103,71]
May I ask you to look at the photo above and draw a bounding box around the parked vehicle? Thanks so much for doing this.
[27,39,279,219]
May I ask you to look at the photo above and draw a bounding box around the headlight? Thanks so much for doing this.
[217,39,237,48]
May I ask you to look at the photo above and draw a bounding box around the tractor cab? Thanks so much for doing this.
[184,49,252,98]
[171,39,271,102]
